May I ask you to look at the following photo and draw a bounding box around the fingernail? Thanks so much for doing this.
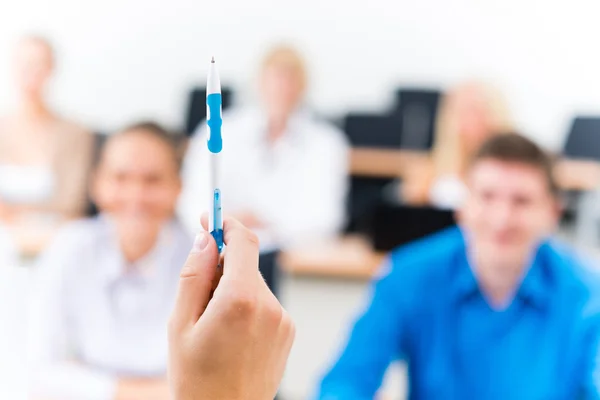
[192,232,209,253]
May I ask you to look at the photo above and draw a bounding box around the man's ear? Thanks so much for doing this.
[550,194,564,227]
[454,204,465,225]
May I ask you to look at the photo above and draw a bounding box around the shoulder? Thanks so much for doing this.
[193,107,258,138]
[40,217,108,264]
[300,113,349,150]
[35,217,110,283]
[169,219,194,257]
[543,241,600,316]
[380,227,465,291]
[54,118,94,149]
[56,117,91,136]
[188,107,256,153]
[57,216,107,241]
[224,107,260,125]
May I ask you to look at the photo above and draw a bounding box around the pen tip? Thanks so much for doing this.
[211,56,215,63]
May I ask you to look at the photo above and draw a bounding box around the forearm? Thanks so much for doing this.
[115,377,170,400]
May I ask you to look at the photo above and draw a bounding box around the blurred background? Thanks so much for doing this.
[2,0,600,147]
[2,0,600,399]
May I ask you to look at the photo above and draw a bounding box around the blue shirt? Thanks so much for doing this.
[318,228,600,400]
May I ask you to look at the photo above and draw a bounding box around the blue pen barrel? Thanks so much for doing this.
[211,188,224,252]
[207,61,223,253]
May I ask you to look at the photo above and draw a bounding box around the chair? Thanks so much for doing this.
[560,116,600,244]
[392,88,441,150]
[343,113,402,148]
[369,203,456,251]
[563,116,600,160]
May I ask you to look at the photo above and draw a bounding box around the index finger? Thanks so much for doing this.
[220,216,261,286]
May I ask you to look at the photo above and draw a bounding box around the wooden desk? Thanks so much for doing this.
[279,235,386,280]
[350,148,428,178]
[554,159,600,191]
[351,148,600,192]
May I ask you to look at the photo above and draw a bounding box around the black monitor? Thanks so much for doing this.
[343,113,403,148]
[393,88,441,150]
[370,204,456,252]
[563,116,600,161]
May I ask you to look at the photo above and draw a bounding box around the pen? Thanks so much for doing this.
[206,57,224,253]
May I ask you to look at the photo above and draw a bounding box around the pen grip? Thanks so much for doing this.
[207,93,223,153]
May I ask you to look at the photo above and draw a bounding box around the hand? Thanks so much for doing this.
[401,161,434,205]
[231,210,265,229]
[115,378,170,400]
[168,215,295,400]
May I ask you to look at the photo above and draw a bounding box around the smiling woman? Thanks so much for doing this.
[92,122,184,262]
[29,121,192,400]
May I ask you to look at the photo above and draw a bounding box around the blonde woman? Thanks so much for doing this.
[402,81,513,209]
[0,36,93,220]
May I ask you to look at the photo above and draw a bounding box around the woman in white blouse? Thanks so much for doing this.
[178,45,349,295]
[401,81,513,209]
[29,122,191,400]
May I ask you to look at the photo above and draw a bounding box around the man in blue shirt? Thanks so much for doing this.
[318,133,600,399]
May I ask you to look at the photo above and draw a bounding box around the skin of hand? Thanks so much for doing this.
[115,378,170,400]
[168,215,295,400]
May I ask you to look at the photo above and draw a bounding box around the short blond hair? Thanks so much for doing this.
[261,44,308,93]
[432,81,513,177]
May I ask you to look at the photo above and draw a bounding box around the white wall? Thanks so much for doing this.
[2,0,600,150]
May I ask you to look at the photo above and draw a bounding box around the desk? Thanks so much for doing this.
[279,235,386,280]
[351,148,600,191]
[554,159,600,191]
[350,148,427,178]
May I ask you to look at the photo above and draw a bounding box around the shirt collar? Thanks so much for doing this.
[515,243,550,310]
[98,214,174,284]
[254,106,312,143]
[453,232,550,310]
[452,247,479,301]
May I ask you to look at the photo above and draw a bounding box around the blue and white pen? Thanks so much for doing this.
[206,57,224,253]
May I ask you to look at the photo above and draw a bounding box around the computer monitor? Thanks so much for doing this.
[343,113,403,148]
[370,204,456,251]
[393,88,441,150]
[563,116,600,161]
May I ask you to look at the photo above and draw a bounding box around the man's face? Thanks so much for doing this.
[93,132,181,236]
[459,159,559,267]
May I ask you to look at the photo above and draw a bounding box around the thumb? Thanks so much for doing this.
[170,231,219,332]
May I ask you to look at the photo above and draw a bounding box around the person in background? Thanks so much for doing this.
[318,134,600,399]
[0,35,93,252]
[179,44,349,296]
[0,225,16,267]
[29,122,190,400]
[401,81,512,209]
